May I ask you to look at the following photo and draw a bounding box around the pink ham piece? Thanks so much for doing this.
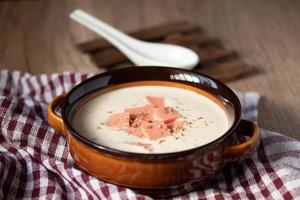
[166,120,184,129]
[146,96,165,108]
[128,118,171,140]
[106,112,130,129]
[127,127,144,137]
[125,142,153,152]
[127,118,145,137]
[106,96,184,140]
[154,106,180,123]
[125,105,154,121]
[166,120,184,133]
[141,120,171,140]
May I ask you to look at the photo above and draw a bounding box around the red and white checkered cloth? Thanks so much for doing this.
[0,70,300,200]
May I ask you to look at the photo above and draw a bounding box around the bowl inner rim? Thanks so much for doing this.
[63,79,241,160]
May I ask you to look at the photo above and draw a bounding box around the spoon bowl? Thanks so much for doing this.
[70,9,199,69]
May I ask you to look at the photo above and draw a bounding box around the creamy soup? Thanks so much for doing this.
[70,85,232,154]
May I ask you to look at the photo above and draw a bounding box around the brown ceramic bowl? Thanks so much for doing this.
[48,67,260,198]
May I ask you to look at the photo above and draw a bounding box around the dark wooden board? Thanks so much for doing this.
[77,21,255,82]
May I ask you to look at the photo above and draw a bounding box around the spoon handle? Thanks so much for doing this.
[70,9,137,52]
[70,9,199,69]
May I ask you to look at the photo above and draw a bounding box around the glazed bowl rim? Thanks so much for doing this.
[61,66,241,160]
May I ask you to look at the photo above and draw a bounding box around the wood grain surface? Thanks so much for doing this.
[77,21,255,82]
[0,0,299,139]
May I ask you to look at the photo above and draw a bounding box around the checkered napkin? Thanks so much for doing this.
[0,70,300,200]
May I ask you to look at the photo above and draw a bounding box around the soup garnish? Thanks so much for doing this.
[106,96,184,140]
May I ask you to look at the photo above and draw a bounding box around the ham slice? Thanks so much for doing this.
[127,118,145,137]
[167,120,184,129]
[127,127,144,137]
[125,142,153,152]
[154,107,180,123]
[141,120,171,140]
[166,120,184,133]
[106,96,184,140]
[106,112,130,129]
[128,118,171,140]
[125,105,154,121]
[146,96,165,108]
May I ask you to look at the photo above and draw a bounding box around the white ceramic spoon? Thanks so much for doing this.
[70,9,199,69]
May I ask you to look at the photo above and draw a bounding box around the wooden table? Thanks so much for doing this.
[0,0,299,139]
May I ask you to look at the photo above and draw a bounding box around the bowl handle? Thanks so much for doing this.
[223,119,260,163]
[47,93,66,136]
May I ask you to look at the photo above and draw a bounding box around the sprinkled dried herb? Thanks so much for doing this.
[159,139,165,144]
